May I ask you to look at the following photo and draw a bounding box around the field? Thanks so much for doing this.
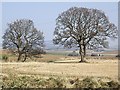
[0,49,119,88]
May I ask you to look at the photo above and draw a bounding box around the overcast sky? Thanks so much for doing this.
[1,2,118,49]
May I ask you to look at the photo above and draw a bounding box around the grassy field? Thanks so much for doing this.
[0,49,119,88]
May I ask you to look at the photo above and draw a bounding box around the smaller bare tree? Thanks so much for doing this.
[2,19,44,62]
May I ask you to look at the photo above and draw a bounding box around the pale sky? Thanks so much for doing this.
[1,2,118,49]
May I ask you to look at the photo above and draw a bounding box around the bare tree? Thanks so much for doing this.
[53,7,117,62]
[2,19,44,62]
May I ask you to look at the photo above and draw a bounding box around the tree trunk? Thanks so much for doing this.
[79,44,86,62]
[83,45,86,56]
[23,53,27,62]
[17,53,22,61]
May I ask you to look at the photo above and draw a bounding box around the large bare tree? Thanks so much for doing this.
[53,7,117,62]
[3,19,44,62]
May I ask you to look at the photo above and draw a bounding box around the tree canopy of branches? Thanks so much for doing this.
[3,19,44,62]
[53,7,117,62]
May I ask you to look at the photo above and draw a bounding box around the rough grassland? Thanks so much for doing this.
[0,50,119,88]
[1,57,118,81]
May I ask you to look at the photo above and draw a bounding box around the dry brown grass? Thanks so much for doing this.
[0,49,118,83]
[1,58,118,82]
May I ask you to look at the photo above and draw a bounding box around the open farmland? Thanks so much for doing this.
[1,49,119,88]
[1,59,118,80]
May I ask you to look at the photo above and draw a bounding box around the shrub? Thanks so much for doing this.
[2,55,8,61]
[47,60,54,63]
[116,55,120,57]
[91,53,99,56]
[30,48,46,55]
[68,51,79,56]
